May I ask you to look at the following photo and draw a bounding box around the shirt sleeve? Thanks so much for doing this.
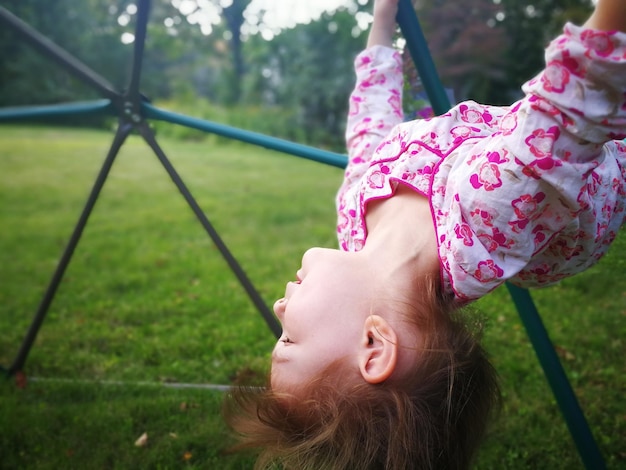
[438,24,626,301]
[341,46,404,192]
[522,24,626,147]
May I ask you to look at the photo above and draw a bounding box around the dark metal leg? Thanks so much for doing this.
[127,0,150,100]
[137,121,281,338]
[7,122,134,375]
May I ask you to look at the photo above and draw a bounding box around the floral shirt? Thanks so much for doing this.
[337,24,626,303]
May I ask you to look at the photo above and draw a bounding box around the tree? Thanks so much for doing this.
[0,0,126,106]
[222,0,246,101]
[243,5,369,148]
[409,0,594,105]
[0,0,232,106]
[495,0,593,102]
[172,0,252,104]
[415,0,508,103]
[409,0,508,105]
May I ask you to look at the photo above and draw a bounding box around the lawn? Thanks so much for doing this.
[0,125,624,469]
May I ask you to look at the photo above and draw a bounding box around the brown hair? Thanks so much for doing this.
[223,281,500,469]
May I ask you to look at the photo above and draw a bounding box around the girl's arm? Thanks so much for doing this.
[367,0,399,48]
[342,0,403,187]
[336,0,404,249]
[584,0,626,32]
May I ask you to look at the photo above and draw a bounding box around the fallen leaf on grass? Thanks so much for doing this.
[15,371,27,389]
[180,401,199,411]
[183,451,192,461]
[135,432,148,447]
[554,345,576,361]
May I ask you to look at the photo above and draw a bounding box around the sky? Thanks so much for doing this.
[119,0,362,44]
[168,0,363,40]
[246,0,353,30]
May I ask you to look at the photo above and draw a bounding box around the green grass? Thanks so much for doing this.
[0,125,624,469]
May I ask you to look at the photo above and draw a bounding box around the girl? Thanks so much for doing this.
[226,0,625,468]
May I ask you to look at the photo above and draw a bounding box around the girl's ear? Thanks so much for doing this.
[358,315,398,384]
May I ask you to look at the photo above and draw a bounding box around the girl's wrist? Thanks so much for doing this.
[367,23,395,48]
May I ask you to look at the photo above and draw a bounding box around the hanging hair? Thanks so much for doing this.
[223,277,500,469]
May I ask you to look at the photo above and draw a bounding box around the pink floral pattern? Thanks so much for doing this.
[474,260,504,283]
[338,24,626,302]
[469,151,508,191]
[542,61,571,93]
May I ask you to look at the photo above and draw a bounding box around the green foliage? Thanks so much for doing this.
[0,125,625,468]
[0,1,363,147]
[494,0,594,102]
[240,6,368,149]
[0,0,129,105]
[414,0,594,104]
[0,0,223,105]
[1,0,598,129]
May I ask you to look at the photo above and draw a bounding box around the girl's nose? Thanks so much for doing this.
[273,297,286,320]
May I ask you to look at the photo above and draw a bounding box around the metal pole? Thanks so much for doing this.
[8,122,134,375]
[506,284,606,470]
[396,0,451,115]
[137,121,282,338]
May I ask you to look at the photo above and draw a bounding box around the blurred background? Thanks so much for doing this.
[0,0,594,151]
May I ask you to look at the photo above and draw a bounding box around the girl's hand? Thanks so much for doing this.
[583,0,626,32]
[367,0,400,48]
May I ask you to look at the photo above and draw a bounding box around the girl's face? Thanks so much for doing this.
[270,247,375,392]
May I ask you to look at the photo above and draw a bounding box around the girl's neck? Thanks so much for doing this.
[363,185,440,281]
[360,185,440,364]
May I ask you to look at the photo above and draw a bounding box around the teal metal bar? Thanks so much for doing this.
[506,284,606,470]
[0,100,115,121]
[143,102,348,169]
[396,0,451,115]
